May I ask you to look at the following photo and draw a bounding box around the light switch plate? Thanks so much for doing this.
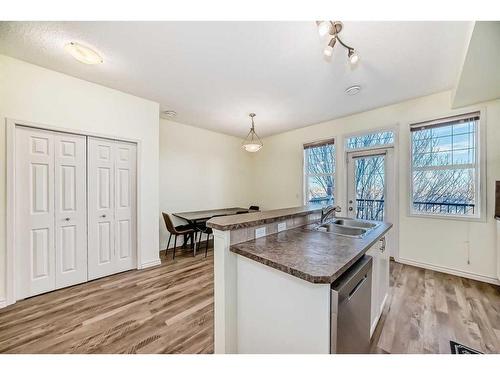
[255,227,266,238]
[277,222,287,232]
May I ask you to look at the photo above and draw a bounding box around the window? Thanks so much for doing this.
[304,139,335,206]
[346,130,394,150]
[410,112,481,218]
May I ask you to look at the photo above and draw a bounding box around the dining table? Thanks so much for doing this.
[172,207,255,226]
[171,207,255,254]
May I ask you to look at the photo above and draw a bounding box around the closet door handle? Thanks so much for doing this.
[64,217,70,221]
[100,214,107,218]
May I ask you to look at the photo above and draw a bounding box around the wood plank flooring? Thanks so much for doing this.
[0,249,499,354]
[0,249,214,354]
[370,261,500,354]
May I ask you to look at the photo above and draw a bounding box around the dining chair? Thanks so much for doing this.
[196,214,226,257]
[162,212,196,259]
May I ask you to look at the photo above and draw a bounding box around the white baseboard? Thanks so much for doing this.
[138,258,161,269]
[396,257,500,286]
[0,298,7,309]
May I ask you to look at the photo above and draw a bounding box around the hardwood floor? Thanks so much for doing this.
[370,261,500,354]
[0,249,214,354]
[0,249,499,354]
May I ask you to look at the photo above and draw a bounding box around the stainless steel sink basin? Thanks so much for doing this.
[310,217,381,238]
[317,224,367,238]
[331,218,378,229]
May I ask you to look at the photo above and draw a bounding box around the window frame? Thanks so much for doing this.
[408,109,487,222]
[344,128,396,152]
[303,137,337,206]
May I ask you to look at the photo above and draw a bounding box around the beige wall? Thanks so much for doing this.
[252,91,500,283]
[0,55,160,301]
[159,119,255,249]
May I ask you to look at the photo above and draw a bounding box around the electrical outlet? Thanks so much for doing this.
[277,222,287,232]
[255,227,266,238]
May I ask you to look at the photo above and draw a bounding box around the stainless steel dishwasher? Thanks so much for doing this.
[330,255,372,354]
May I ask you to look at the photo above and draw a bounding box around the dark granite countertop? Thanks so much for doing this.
[206,206,322,231]
[230,221,392,284]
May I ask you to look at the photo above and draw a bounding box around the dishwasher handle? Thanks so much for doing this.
[348,274,368,300]
[331,255,373,308]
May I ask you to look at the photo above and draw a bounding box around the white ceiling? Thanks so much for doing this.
[452,21,500,108]
[0,21,471,137]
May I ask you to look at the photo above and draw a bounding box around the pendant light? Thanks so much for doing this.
[242,113,263,153]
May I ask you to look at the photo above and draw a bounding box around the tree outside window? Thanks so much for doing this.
[410,113,479,217]
[345,131,394,221]
[304,141,335,206]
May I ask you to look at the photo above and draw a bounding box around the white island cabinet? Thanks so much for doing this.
[366,236,389,336]
[206,207,392,354]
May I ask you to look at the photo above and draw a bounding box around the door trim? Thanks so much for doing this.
[5,118,142,308]
[342,126,400,259]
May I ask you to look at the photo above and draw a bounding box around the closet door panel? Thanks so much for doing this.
[98,221,112,263]
[15,127,56,299]
[54,133,87,288]
[88,137,116,280]
[114,142,137,272]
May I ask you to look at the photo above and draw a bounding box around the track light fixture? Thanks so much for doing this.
[316,21,359,65]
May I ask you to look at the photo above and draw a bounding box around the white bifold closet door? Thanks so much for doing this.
[87,137,137,280]
[15,127,87,300]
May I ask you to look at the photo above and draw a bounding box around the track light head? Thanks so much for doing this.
[317,21,332,37]
[348,49,360,65]
[323,37,337,57]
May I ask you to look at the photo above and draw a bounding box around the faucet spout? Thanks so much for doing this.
[320,205,342,224]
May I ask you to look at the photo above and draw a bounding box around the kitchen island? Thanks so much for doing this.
[207,206,392,354]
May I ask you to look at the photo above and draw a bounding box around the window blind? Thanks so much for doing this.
[303,138,335,150]
[410,111,480,132]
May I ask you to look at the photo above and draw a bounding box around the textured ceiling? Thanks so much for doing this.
[0,21,472,137]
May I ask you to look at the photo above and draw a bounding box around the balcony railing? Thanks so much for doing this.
[412,201,475,215]
[356,198,384,221]
[309,197,475,220]
[309,196,333,205]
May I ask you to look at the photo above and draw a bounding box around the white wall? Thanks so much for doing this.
[1,54,498,303]
[159,119,254,249]
[0,55,161,301]
[252,91,500,283]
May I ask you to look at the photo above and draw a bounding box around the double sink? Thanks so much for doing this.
[312,218,380,238]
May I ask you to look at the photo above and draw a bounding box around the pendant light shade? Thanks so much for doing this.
[242,113,263,152]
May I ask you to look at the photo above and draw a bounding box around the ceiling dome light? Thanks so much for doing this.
[348,49,360,65]
[323,37,337,57]
[162,110,177,118]
[242,113,263,153]
[345,85,361,96]
[64,42,103,65]
[317,21,332,37]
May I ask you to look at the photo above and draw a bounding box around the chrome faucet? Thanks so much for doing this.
[320,205,342,224]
